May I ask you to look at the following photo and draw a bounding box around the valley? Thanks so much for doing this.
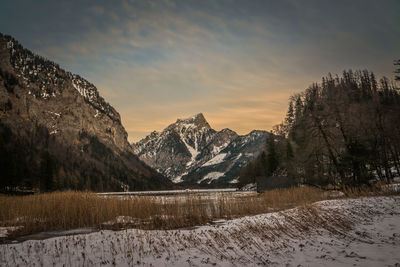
[1,0,399,265]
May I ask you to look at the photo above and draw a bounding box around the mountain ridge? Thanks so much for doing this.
[0,33,172,192]
[133,113,269,185]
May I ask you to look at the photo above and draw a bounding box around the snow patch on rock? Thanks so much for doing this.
[202,153,227,167]
[197,172,225,184]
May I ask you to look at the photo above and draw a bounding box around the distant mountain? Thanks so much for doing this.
[133,113,269,186]
[0,33,172,192]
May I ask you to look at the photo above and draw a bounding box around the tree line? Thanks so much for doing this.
[240,65,400,189]
[0,121,168,193]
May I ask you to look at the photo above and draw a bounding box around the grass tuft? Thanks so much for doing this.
[0,184,397,240]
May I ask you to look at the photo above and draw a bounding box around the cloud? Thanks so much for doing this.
[90,6,105,15]
[2,0,399,142]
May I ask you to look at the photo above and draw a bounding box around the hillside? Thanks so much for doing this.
[239,70,400,188]
[0,33,172,192]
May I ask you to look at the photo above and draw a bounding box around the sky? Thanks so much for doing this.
[1,0,399,142]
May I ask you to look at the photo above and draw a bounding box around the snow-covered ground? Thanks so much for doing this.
[1,196,399,266]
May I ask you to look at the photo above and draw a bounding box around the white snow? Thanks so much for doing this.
[212,141,230,155]
[171,172,187,184]
[0,227,22,238]
[241,183,257,191]
[6,40,13,49]
[71,77,99,105]
[1,196,399,266]
[46,111,61,117]
[41,91,50,98]
[382,183,400,193]
[181,122,195,129]
[229,178,239,184]
[234,152,242,161]
[102,216,138,226]
[197,172,225,184]
[323,190,345,198]
[72,80,88,98]
[180,135,199,167]
[202,153,227,166]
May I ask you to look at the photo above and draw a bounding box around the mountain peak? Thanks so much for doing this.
[176,113,210,129]
[133,112,268,185]
[193,112,205,120]
[0,33,172,191]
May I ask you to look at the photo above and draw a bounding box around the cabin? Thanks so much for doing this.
[255,176,295,192]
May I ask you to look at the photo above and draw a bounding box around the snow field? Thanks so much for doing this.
[1,196,399,266]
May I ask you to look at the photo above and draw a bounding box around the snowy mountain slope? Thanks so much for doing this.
[133,113,217,180]
[133,113,269,185]
[183,130,268,185]
[6,37,120,124]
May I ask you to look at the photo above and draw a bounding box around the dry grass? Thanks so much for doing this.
[343,182,399,197]
[0,184,397,240]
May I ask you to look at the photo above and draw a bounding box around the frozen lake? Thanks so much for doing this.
[96,188,243,196]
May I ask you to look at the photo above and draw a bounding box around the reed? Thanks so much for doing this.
[0,184,397,240]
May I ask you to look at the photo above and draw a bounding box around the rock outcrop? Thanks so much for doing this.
[0,33,172,192]
[133,113,268,186]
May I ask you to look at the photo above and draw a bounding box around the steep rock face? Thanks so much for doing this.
[133,114,269,186]
[0,33,172,192]
[1,35,128,152]
[185,130,268,185]
[133,113,216,180]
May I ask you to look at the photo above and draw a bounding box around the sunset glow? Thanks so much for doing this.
[1,0,399,141]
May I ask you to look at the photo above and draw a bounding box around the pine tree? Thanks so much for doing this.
[265,133,279,176]
[394,59,400,81]
[285,101,294,125]
[286,141,294,160]
[294,96,303,121]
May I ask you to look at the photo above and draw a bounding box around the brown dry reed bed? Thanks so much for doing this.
[0,184,397,240]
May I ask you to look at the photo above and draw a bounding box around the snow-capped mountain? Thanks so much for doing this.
[6,38,120,123]
[133,114,269,185]
[0,33,172,191]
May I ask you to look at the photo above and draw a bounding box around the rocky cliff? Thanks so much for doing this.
[0,33,172,192]
[133,113,268,186]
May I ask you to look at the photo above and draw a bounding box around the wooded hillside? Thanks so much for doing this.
[240,68,400,188]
